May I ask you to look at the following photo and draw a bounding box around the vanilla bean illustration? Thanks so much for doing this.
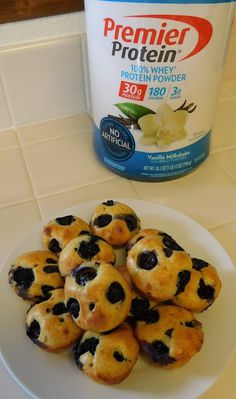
[174,100,197,113]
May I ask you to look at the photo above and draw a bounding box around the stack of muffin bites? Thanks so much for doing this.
[8,200,221,385]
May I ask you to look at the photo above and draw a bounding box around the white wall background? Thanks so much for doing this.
[0,12,85,47]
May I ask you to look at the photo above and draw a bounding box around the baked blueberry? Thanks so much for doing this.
[77,236,100,258]
[103,200,115,206]
[73,336,99,369]
[142,340,175,366]
[175,270,191,296]
[66,298,80,318]
[185,320,200,328]
[93,214,112,228]
[118,214,138,232]
[126,228,165,252]
[9,266,34,294]
[41,285,55,298]
[165,328,174,337]
[45,257,58,264]
[89,302,95,310]
[163,247,173,258]
[73,266,97,286]
[52,302,67,315]
[43,265,60,274]
[106,282,125,304]
[192,258,209,271]
[55,215,76,225]
[197,278,215,301]
[137,250,158,270]
[26,319,41,341]
[130,297,150,317]
[113,351,125,362]
[141,309,160,324]
[48,239,61,254]
[162,235,184,251]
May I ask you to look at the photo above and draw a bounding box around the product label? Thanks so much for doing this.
[85,0,235,180]
[100,117,135,160]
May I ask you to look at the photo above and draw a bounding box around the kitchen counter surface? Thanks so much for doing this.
[0,79,236,399]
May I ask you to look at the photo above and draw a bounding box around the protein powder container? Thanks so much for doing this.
[84,0,236,181]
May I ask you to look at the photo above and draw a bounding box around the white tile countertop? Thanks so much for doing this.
[0,78,236,399]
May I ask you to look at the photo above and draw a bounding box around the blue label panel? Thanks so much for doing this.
[94,122,211,181]
[100,117,135,161]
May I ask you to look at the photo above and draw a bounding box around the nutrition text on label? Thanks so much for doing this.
[119,64,186,101]
[119,80,182,102]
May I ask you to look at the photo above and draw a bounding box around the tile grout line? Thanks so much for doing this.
[0,179,113,210]
[209,218,236,231]
[0,143,21,152]
[0,197,35,210]
[7,116,43,215]
[211,144,236,155]
[0,171,120,213]
[13,110,92,130]
[0,77,13,129]
[33,176,121,201]
[16,128,93,147]
[0,67,17,130]
[218,94,236,103]
[0,126,93,149]
[129,181,144,199]
[221,78,236,94]
[15,143,44,220]
[77,33,89,113]
[0,33,83,55]
[8,114,94,219]
[210,154,236,190]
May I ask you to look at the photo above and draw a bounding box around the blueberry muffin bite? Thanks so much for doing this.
[9,250,64,301]
[172,257,221,312]
[65,260,132,332]
[59,234,116,276]
[26,288,83,352]
[135,304,203,369]
[73,323,139,384]
[126,234,192,302]
[42,215,91,254]
[90,200,141,247]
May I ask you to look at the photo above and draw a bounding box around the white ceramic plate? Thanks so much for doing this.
[1,199,236,399]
